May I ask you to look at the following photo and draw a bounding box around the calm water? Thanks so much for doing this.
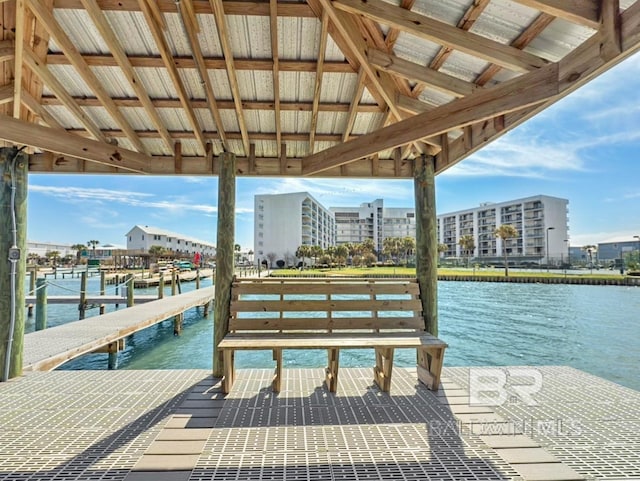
[37,277,640,391]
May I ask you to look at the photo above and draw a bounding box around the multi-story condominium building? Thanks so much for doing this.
[254,192,336,264]
[382,208,417,240]
[437,195,569,264]
[125,225,216,257]
[331,199,384,252]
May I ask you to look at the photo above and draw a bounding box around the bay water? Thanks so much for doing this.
[34,276,639,391]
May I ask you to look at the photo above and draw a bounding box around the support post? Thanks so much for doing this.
[0,147,28,381]
[196,267,200,289]
[171,270,177,296]
[27,267,36,317]
[35,278,47,331]
[126,273,134,307]
[173,312,183,336]
[99,271,106,314]
[158,272,164,299]
[79,271,87,320]
[114,274,120,308]
[213,152,236,378]
[414,154,438,336]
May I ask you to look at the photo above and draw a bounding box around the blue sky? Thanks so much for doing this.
[27,53,640,250]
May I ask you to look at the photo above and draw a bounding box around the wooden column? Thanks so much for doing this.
[35,278,47,331]
[213,152,236,378]
[0,148,28,381]
[414,154,438,336]
[79,271,87,320]
[126,273,134,307]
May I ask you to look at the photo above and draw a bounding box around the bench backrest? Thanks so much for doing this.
[229,278,425,332]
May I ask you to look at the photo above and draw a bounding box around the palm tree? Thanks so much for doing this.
[402,236,415,266]
[335,244,348,268]
[311,245,324,267]
[71,243,86,265]
[45,250,60,267]
[382,237,400,264]
[87,240,100,259]
[234,244,241,264]
[458,235,476,268]
[582,245,597,273]
[494,224,518,277]
[296,244,311,269]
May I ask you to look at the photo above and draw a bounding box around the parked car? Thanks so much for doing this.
[174,261,194,271]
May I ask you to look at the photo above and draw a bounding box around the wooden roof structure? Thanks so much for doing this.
[1,0,639,178]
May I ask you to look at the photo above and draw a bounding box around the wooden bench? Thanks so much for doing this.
[218,278,447,394]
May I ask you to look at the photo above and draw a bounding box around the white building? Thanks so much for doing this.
[254,192,336,265]
[125,225,216,257]
[332,199,384,252]
[27,241,74,258]
[438,195,569,265]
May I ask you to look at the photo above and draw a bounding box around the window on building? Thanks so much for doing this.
[142,235,144,240]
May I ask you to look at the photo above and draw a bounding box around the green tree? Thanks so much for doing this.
[311,245,324,267]
[335,244,348,268]
[494,224,518,277]
[87,239,100,259]
[401,236,415,266]
[296,245,311,269]
[45,250,60,267]
[582,245,597,273]
[383,237,401,264]
[71,243,86,265]
[458,235,476,268]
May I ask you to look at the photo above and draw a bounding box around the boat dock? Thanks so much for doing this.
[22,287,214,372]
[1,366,638,480]
[25,294,158,305]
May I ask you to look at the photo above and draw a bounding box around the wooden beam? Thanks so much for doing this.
[138,0,210,151]
[396,94,437,114]
[368,49,477,98]
[384,0,415,49]
[80,0,174,151]
[45,53,355,73]
[302,63,559,175]
[309,11,329,154]
[269,0,282,156]
[27,0,147,153]
[600,0,621,61]
[0,40,14,63]
[0,116,150,173]
[0,83,13,105]
[511,0,600,29]
[209,0,250,154]
[342,69,366,142]
[53,0,316,17]
[13,0,25,119]
[23,47,107,142]
[21,89,66,129]
[334,0,548,72]
[40,95,383,112]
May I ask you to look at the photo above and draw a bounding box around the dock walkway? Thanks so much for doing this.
[23,287,214,371]
[1,366,638,480]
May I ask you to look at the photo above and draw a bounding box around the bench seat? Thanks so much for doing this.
[218,278,447,394]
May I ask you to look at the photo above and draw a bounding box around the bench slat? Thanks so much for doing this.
[219,331,446,349]
[233,281,420,296]
[231,298,423,313]
[229,316,424,331]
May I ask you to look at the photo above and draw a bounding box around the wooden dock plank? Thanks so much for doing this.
[23,287,214,371]
[25,295,159,305]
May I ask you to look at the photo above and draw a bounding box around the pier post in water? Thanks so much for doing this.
[414,154,438,336]
[0,147,28,381]
[99,271,106,314]
[158,272,164,299]
[79,272,88,320]
[35,278,47,331]
[213,152,236,378]
[126,274,134,307]
[27,267,36,317]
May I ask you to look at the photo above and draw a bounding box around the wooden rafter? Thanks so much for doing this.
[209,0,251,155]
[45,53,355,73]
[23,47,106,141]
[0,40,14,62]
[302,63,560,175]
[269,0,282,157]
[510,0,600,29]
[0,115,150,173]
[80,0,174,151]
[21,88,65,129]
[334,0,548,73]
[27,0,147,152]
[137,0,210,152]
[13,0,25,119]
[0,82,13,104]
[176,0,228,152]
[342,69,365,143]
[383,0,415,49]
[54,0,316,17]
[309,10,329,154]
[369,49,478,98]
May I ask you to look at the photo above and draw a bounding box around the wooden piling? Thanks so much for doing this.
[27,268,36,317]
[114,274,120,308]
[171,270,177,296]
[158,273,164,299]
[0,148,28,381]
[174,312,184,336]
[414,155,438,336]
[213,152,236,377]
[99,271,106,314]
[79,272,88,320]
[35,278,47,331]
[196,267,200,289]
[126,274,134,307]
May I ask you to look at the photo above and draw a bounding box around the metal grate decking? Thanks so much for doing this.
[0,367,639,480]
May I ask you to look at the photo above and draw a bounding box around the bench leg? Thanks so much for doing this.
[325,348,340,393]
[222,349,235,394]
[374,348,394,392]
[417,347,445,391]
[272,349,283,392]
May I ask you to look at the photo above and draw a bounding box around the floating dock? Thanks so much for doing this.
[0,366,638,480]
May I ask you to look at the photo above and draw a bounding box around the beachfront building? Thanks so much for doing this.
[597,237,640,264]
[331,199,384,252]
[437,195,569,265]
[27,241,75,258]
[254,192,336,265]
[125,225,216,257]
